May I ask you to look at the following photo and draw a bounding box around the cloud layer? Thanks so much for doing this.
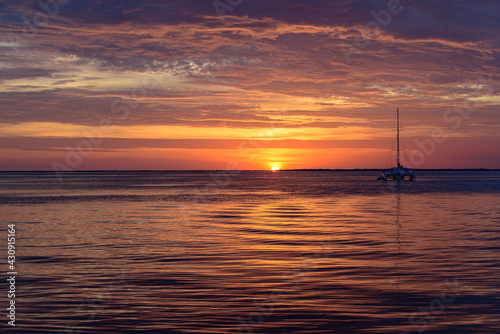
[0,0,499,169]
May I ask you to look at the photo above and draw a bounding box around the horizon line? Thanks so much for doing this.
[1,168,500,172]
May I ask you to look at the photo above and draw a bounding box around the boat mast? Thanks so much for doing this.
[397,107,400,167]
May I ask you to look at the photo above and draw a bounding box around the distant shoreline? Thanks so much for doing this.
[282,168,500,171]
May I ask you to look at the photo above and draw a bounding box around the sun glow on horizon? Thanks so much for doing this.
[271,166,281,171]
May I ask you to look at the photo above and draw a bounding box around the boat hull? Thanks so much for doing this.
[378,167,415,181]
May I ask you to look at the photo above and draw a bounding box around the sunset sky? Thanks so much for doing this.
[1,0,499,170]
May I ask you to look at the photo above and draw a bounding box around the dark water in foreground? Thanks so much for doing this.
[1,170,500,333]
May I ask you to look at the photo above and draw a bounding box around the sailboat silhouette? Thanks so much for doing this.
[378,108,416,181]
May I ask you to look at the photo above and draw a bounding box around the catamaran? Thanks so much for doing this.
[377,108,416,181]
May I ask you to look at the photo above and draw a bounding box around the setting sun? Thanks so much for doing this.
[271,166,281,171]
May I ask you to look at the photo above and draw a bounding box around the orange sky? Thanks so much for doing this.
[1,1,499,170]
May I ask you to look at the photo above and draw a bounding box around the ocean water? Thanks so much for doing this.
[1,170,500,333]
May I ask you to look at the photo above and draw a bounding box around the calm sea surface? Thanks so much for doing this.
[1,171,500,333]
